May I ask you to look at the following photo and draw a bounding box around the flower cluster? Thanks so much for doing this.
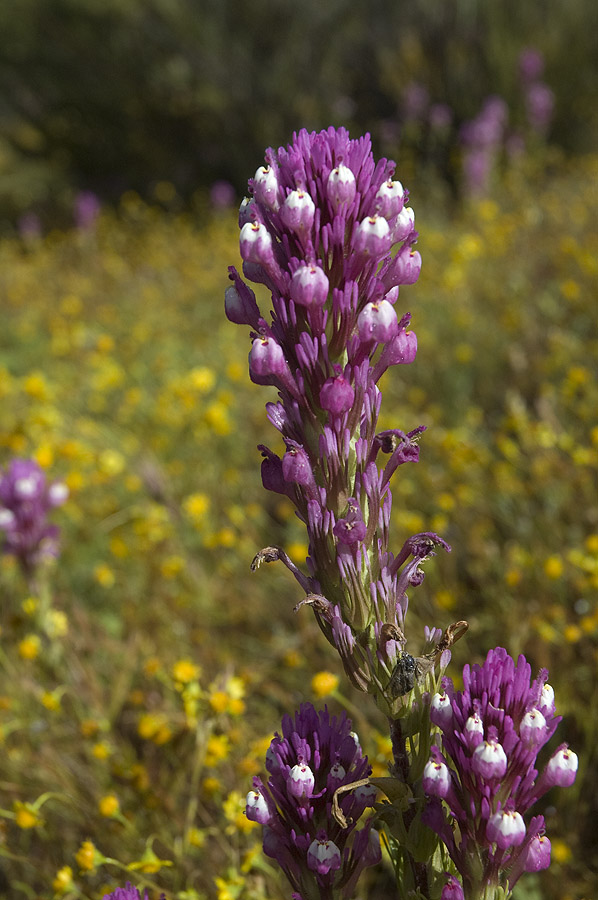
[227,126,449,709]
[423,648,578,897]
[0,458,68,577]
[246,703,380,900]
[102,884,163,900]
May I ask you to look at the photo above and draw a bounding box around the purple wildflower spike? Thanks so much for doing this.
[227,128,448,709]
[0,459,68,578]
[246,703,380,900]
[101,885,157,900]
[422,647,577,895]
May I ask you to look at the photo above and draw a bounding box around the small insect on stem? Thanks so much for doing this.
[386,621,469,700]
[387,653,417,699]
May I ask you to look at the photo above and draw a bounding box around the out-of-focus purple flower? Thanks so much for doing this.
[210,179,236,209]
[422,648,577,894]
[525,82,555,134]
[402,82,429,122]
[519,48,545,83]
[226,128,448,709]
[74,190,101,231]
[429,103,453,131]
[0,459,68,577]
[247,703,380,900]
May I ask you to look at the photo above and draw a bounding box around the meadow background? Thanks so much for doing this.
[0,2,597,899]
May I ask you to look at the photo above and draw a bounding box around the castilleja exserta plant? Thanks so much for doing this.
[226,128,577,900]
[226,126,450,714]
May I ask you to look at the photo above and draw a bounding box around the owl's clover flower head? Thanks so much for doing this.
[0,458,68,576]
[246,703,380,900]
[102,885,164,900]
[422,647,577,891]
[229,128,449,708]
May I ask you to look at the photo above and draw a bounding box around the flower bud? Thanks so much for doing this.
[47,482,69,507]
[0,509,16,530]
[357,299,398,343]
[355,783,378,806]
[328,762,346,783]
[320,374,355,415]
[486,809,526,849]
[253,165,280,211]
[464,713,484,750]
[524,834,551,872]
[539,683,555,716]
[472,739,508,780]
[441,874,465,900]
[287,763,315,798]
[224,283,260,326]
[290,264,329,308]
[544,746,578,787]
[239,222,274,266]
[282,443,315,488]
[327,164,356,208]
[238,197,257,227]
[353,215,391,258]
[15,474,42,499]
[390,206,415,243]
[376,179,405,218]
[280,189,315,233]
[333,499,367,546]
[246,790,272,824]
[386,244,422,286]
[423,759,451,798]
[430,692,453,730]
[249,336,287,378]
[520,708,547,746]
[307,834,341,875]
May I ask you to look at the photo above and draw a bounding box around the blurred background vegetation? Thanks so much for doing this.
[1,0,597,227]
[0,2,597,900]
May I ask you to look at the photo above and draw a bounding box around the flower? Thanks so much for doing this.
[101,884,157,900]
[228,127,448,711]
[422,648,577,894]
[246,703,380,900]
[0,458,67,577]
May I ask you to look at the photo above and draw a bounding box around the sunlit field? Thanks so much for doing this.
[1,154,597,900]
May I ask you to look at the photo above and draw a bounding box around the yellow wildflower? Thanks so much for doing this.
[41,690,61,711]
[18,634,41,661]
[94,563,115,588]
[186,826,206,848]
[205,733,230,767]
[544,556,564,579]
[98,794,120,817]
[311,671,339,698]
[172,658,201,684]
[14,801,42,829]
[75,840,99,872]
[52,865,74,893]
[91,741,112,760]
[551,838,572,864]
[128,845,173,874]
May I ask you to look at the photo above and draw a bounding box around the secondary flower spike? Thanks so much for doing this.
[0,458,68,578]
[422,648,577,896]
[227,127,449,711]
[246,703,380,900]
